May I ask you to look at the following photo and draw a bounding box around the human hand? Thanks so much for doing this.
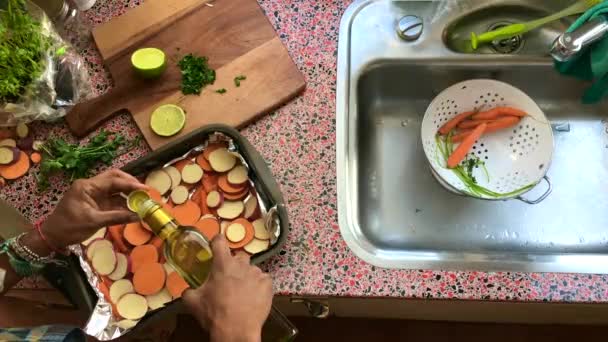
[41,169,147,249]
[182,235,273,342]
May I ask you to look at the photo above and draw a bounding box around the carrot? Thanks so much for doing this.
[173,159,191,173]
[203,142,227,160]
[172,200,201,226]
[438,110,477,135]
[457,119,495,129]
[166,272,189,298]
[124,222,152,246]
[30,152,42,164]
[194,218,220,241]
[222,187,249,201]
[108,225,130,253]
[447,123,487,168]
[130,244,159,273]
[226,218,255,249]
[133,262,166,296]
[196,154,213,172]
[148,188,162,203]
[0,151,29,180]
[472,106,527,120]
[218,174,247,194]
[202,172,219,193]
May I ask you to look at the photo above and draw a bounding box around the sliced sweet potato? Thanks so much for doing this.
[86,239,113,260]
[92,246,117,276]
[146,288,172,310]
[182,163,203,184]
[124,222,152,246]
[108,225,129,253]
[0,150,29,180]
[227,165,248,185]
[226,223,246,242]
[108,253,129,281]
[218,174,247,194]
[110,279,134,303]
[145,170,172,195]
[243,195,258,219]
[252,218,270,240]
[130,244,159,273]
[116,293,148,320]
[133,262,166,296]
[196,154,213,172]
[208,148,237,172]
[217,201,244,220]
[222,187,249,201]
[244,238,270,255]
[0,139,16,147]
[203,142,227,160]
[206,190,223,208]
[0,147,17,165]
[173,159,192,172]
[82,227,107,246]
[170,185,189,205]
[202,172,219,193]
[226,219,255,249]
[172,200,201,226]
[163,166,182,190]
[166,272,189,299]
[194,217,220,241]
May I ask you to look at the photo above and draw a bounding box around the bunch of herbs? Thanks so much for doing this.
[178,53,216,95]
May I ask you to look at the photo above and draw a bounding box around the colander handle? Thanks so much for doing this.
[516,176,552,205]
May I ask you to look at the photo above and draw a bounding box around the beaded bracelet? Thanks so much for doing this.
[0,239,44,277]
[9,232,66,267]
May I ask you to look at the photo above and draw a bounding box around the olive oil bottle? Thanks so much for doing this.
[130,193,297,341]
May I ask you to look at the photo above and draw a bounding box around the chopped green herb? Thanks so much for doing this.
[0,0,52,102]
[178,53,216,95]
[37,130,140,190]
[215,88,227,94]
[234,75,247,87]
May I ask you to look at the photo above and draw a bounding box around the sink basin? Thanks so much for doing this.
[336,0,608,273]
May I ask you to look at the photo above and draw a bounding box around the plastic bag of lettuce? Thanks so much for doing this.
[0,0,91,126]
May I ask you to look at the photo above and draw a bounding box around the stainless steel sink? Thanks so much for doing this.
[336,0,608,273]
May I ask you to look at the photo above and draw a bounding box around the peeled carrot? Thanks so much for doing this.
[451,130,473,143]
[30,152,42,164]
[108,225,129,253]
[452,116,521,143]
[130,244,159,273]
[0,151,29,180]
[124,222,152,246]
[166,272,189,298]
[194,218,220,241]
[472,106,527,120]
[202,172,219,193]
[447,123,487,168]
[226,218,255,249]
[133,262,166,296]
[457,118,495,129]
[196,154,213,172]
[172,200,201,226]
[438,110,477,135]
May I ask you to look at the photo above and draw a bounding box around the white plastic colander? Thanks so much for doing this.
[421,79,554,204]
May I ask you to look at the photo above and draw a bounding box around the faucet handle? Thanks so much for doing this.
[551,16,608,62]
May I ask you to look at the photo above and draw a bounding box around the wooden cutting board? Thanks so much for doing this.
[65,0,305,150]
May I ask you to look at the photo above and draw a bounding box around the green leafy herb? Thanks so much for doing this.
[234,75,247,87]
[37,130,139,190]
[215,88,227,94]
[0,0,52,102]
[177,53,216,95]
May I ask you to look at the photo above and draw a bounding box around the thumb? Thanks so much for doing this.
[95,209,140,227]
[182,288,207,319]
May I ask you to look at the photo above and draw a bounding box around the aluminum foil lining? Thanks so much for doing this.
[79,132,281,340]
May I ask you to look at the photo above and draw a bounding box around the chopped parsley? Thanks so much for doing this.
[178,54,216,95]
[233,75,247,87]
[215,88,227,94]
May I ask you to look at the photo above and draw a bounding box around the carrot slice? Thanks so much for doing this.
[203,142,228,160]
[30,152,41,164]
[196,154,213,172]
[130,244,159,273]
[222,187,249,201]
[133,262,166,296]
[166,272,189,298]
[438,110,476,135]
[0,151,29,180]
[172,200,201,226]
[218,174,247,194]
[194,217,220,241]
[472,107,527,120]
[226,218,255,249]
[124,222,152,246]
[173,159,192,173]
[150,236,164,253]
[148,188,162,203]
[447,123,487,168]
[108,225,130,253]
[202,172,219,193]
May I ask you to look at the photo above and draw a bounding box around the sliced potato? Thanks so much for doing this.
[82,228,107,247]
[108,253,129,281]
[206,190,222,208]
[0,147,17,165]
[181,163,203,184]
[227,165,248,185]
[86,239,113,260]
[244,238,270,254]
[163,166,182,190]
[146,288,172,310]
[208,148,236,172]
[115,319,138,329]
[217,201,244,220]
[92,246,117,276]
[117,293,148,320]
[145,170,172,195]
[243,195,258,219]
[252,219,270,240]
[110,279,134,303]
[170,185,189,205]
[15,123,28,138]
[0,139,16,147]
[200,214,216,220]
[226,223,246,242]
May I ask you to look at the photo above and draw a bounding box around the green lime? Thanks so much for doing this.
[131,47,167,79]
[150,104,186,137]
[127,190,151,212]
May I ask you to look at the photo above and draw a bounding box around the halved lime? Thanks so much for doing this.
[150,104,186,137]
[127,190,151,212]
[131,47,167,79]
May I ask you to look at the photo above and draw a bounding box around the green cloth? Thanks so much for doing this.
[554,2,608,103]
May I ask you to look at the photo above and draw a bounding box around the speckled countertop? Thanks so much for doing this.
[3,0,608,302]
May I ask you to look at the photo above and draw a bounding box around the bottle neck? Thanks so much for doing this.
[157,221,180,241]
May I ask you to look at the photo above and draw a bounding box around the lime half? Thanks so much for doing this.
[131,47,167,79]
[127,190,151,212]
[150,104,186,137]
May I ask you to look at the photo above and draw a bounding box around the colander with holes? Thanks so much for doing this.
[421,79,554,204]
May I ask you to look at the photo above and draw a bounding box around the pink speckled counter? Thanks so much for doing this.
[3,0,608,302]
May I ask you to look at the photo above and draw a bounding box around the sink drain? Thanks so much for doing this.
[487,22,523,54]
